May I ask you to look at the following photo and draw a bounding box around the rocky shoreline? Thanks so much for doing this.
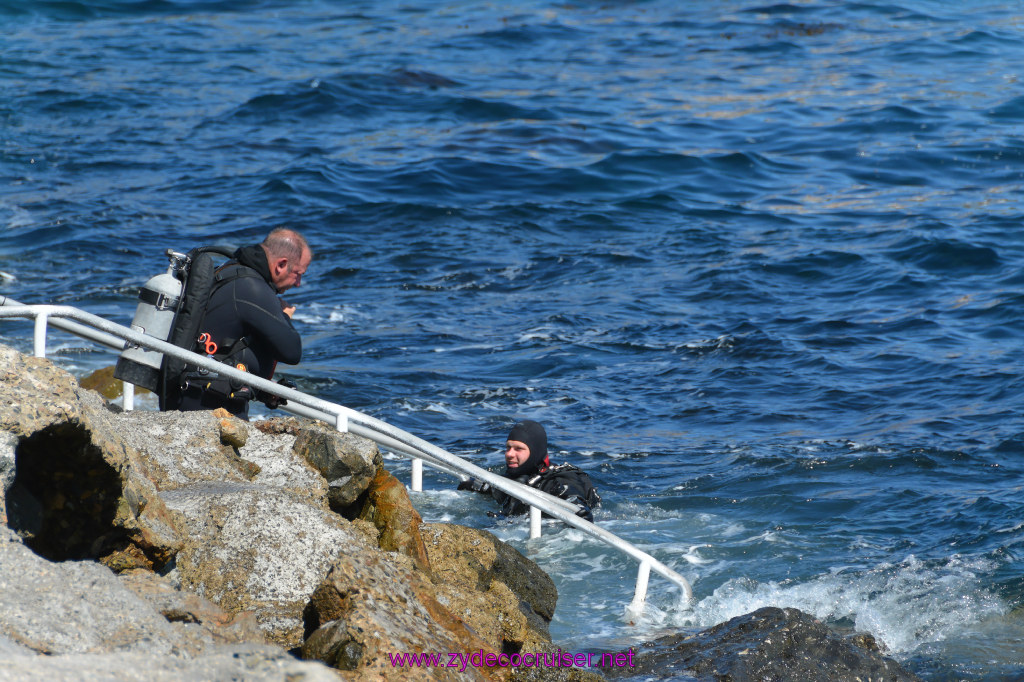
[0,343,921,681]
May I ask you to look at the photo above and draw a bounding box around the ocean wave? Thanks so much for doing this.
[675,554,1008,655]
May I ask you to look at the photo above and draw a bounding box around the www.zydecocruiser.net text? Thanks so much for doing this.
[388,649,637,672]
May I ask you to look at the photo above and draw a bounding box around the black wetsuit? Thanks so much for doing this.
[459,420,601,522]
[177,245,301,419]
[492,463,601,522]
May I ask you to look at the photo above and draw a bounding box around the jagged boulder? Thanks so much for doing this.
[118,568,267,648]
[114,409,329,509]
[0,345,184,571]
[301,486,572,680]
[358,466,432,573]
[257,416,381,512]
[422,523,557,654]
[160,481,362,649]
[0,525,199,656]
[0,524,335,679]
[609,606,922,681]
[302,540,500,681]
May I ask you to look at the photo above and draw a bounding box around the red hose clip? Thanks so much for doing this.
[197,332,217,356]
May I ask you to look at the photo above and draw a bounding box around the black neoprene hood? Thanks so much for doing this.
[506,420,548,476]
[234,245,273,285]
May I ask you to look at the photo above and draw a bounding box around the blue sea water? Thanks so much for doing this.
[2,0,1024,678]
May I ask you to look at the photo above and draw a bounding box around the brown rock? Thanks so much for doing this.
[211,411,261,478]
[252,415,306,436]
[214,409,249,449]
[302,540,502,681]
[99,543,155,572]
[422,523,557,654]
[358,466,431,574]
[79,364,151,400]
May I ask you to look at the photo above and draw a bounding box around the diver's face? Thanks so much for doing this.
[505,440,530,469]
[271,247,312,293]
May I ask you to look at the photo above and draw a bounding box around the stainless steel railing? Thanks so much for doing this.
[0,298,694,614]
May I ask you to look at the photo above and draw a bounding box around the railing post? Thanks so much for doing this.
[33,313,48,358]
[334,411,348,433]
[411,458,423,492]
[123,382,135,411]
[530,506,542,539]
[626,559,652,619]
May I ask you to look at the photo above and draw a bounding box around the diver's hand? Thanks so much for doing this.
[259,379,297,409]
[457,478,491,494]
[566,495,594,522]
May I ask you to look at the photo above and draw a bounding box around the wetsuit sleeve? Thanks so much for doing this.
[493,487,529,516]
[457,478,491,494]
[232,276,303,365]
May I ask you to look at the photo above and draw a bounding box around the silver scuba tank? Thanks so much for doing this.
[113,250,188,391]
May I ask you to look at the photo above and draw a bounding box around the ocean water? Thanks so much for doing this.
[2,1,1023,678]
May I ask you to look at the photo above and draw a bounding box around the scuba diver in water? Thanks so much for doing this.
[458,420,601,522]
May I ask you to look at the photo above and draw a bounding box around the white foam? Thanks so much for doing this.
[431,343,496,353]
[518,331,555,343]
[290,302,363,325]
[666,554,1008,654]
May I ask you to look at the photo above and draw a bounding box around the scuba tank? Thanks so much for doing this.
[113,249,188,392]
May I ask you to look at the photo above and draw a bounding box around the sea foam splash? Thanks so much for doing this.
[665,554,1008,654]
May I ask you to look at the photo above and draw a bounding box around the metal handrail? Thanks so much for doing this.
[0,300,694,614]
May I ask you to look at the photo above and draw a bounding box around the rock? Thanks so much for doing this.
[0,346,106,435]
[160,481,362,649]
[301,539,498,681]
[289,419,381,511]
[213,408,248,448]
[0,345,185,570]
[118,568,267,647]
[0,473,335,679]
[512,665,607,682]
[0,431,16,526]
[301,520,584,680]
[0,633,34,657]
[608,606,922,681]
[422,523,557,653]
[1,551,269,661]
[239,420,333,507]
[0,643,340,681]
[1,342,597,681]
[0,526,197,656]
[114,409,328,509]
[110,410,250,490]
[358,466,431,573]
[78,365,136,400]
